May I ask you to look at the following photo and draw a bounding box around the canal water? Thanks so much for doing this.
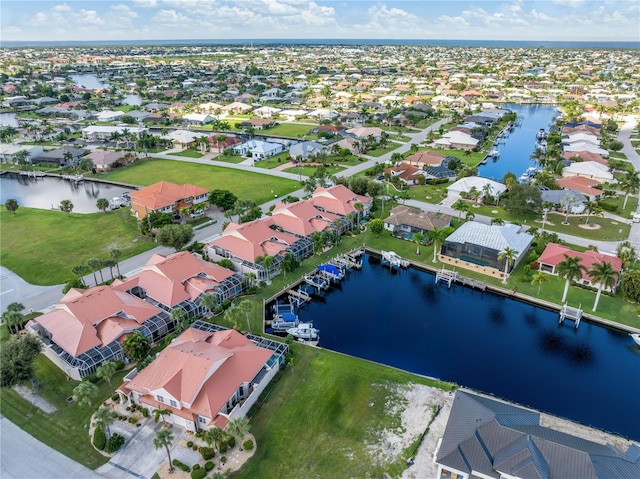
[70,73,110,90]
[0,112,19,127]
[287,255,640,441]
[479,103,559,181]
[0,173,135,213]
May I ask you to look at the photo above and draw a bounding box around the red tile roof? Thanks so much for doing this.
[270,200,340,237]
[538,243,622,282]
[129,181,209,218]
[311,184,371,216]
[554,176,603,197]
[403,150,445,167]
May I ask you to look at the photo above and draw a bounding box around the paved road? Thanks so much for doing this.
[0,416,104,479]
[617,116,640,250]
[0,266,66,314]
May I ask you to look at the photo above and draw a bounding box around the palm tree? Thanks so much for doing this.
[560,192,579,224]
[85,258,102,285]
[73,381,98,410]
[353,202,363,226]
[261,255,274,280]
[71,264,88,287]
[96,360,117,388]
[589,261,617,312]
[531,272,549,295]
[557,254,586,303]
[427,227,448,263]
[94,406,117,438]
[412,232,425,255]
[59,199,74,217]
[153,408,172,425]
[451,199,469,222]
[237,300,253,332]
[96,198,110,213]
[109,248,122,277]
[205,427,226,453]
[498,247,519,284]
[170,308,189,333]
[310,231,324,255]
[226,417,250,449]
[153,428,175,473]
[468,186,481,205]
[215,134,227,156]
[103,259,117,280]
[224,306,240,330]
[620,172,640,210]
[200,293,218,316]
[2,310,24,335]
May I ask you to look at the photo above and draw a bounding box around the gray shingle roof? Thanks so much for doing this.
[436,391,640,479]
[444,222,533,259]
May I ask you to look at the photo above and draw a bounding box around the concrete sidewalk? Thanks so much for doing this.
[0,416,105,479]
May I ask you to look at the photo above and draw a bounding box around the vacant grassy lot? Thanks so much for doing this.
[282,165,345,177]
[0,351,127,469]
[266,122,318,138]
[0,206,154,285]
[236,345,453,479]
[172,149,203,158]
[97,158,300,204]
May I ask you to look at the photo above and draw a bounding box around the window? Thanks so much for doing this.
[199,416,207,424]
[170,399,177,408]
[156,395,164,403]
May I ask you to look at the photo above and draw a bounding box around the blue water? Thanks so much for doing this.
[70,73,109,90]
[285,255,640,441]
[3,39,638,49]
[478,103,559,181]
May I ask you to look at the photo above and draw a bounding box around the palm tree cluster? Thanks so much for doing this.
[556,254,618,312]
[71,248,122,286]
[2,302,26,335]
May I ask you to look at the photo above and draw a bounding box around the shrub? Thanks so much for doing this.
[227,436,236,448]
[114,359,125,370]
[219,442,227,453]
[111,393,120,402]
[199,446,215,460]
[192,444,197,451]
[128,417,137,424]
[105,433,125,453]
[93,425,106,451]
[191,469,206,479]
[187,440,194,448]
[220,456,227,464]
[243,439,254,451]
[141,408,149,418]
[205,461,214,471]
[192,464,200,470]
[172,459,190,472]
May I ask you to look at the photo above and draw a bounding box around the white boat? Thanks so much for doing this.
[488,149,500,158]
[631,333,640,346]
[287,323,319,341]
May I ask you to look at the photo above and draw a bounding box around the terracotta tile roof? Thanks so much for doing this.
[123,328,272,420]
[403,151,445,167]
[271,200,340,236]
[563,151,607,165]
[34,286,161,357]
[112,252,235,307]
[311,185,371,216]
[129,181,209,215]
[210,219,300,263]
[538,243,622,282]
[554,176,603,197]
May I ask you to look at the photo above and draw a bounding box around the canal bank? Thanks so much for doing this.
[263,249,640,441]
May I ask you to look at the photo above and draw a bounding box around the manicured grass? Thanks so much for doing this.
[266,122,318,138]
[0,353,128,470]
[282,165,344,176]
[96,158,300,204]
[172,149,203,158]
[366,144,401,157]
[425,147,487,167]
[214,155,246,164]
[252,152,291,170]
[0,206,155,285]
[236,345,454,479]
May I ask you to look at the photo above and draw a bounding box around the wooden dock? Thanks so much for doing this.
[435,267,487,291]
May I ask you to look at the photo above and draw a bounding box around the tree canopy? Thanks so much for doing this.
[123,331,151,362]
[502,184,542,215]
[0,334,43,388]
[156,224,194,251]
[209,189,238,211]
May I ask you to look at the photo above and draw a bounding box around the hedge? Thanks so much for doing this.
[199,446,215,460]
[191,469,206,479]
[93,425,106,451]
[106,433,125,453]
[172,459,190,472]
[205,461,214,471]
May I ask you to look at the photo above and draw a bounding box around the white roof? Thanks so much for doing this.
[447,176,507,196]
[563,143,609,157]
[446,222,533,258]
[440,130,479,146]
[562,161,613,180]
[165,129,200,143]
[82,125,147,134]
[183,113,214,122]
[95,110,125,120]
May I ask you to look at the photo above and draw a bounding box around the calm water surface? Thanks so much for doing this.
[1,174,135,213]
[479,103,559,181]
[0,112,19,127]
[70,73,110,90]
[284,255,640,441]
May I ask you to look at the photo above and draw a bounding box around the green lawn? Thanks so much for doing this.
[366,144,402,157]
[425,148,487,168]
[214,155,246,164]
[266,122,318,138]
[0,206,155,285]
[96,158,300,204]
[0,353,128,470]
[172,149,204,158]
[252,152,292,170]
[282,165,345,177]
[236,345,453,479]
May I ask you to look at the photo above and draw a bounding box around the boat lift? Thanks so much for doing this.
[381,251,410,269]
[435,268,458,288]
[559,304,583,329]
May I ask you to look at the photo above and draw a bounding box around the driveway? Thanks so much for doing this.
[0,416,104,479]
[0,266,64,314]
[96,421,184,479]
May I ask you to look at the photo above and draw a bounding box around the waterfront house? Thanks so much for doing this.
[554,176,604,201]
[403,150,445,167]
[563,142,609,158]
[36,146,86,167]
[163,129,201,150]
[384,164,423,185]
[26,286,170,380]
[81,125,148,142]
[561,161,613,183]
[433,130,479,150]
[447,176,506,201]
[270,199,345,237]
[346,126,382,141]
[94,110,125,122]
[238,118,276,130]
[0,144,43,164]
[84,150,126,171]
[537,243,622,292]
[233,139,285,159]
[289,140,326,161]
[383,205,452,238]
[220,101,253,115]
[435,390,640,479]
[182,113,216,125]
[441,221,533,277]
[129,181,209,220]
[112,251,244,316]
[311,184,372,220]
[117,322,287,432]
[207,135,242,153]
[207,219,313,281]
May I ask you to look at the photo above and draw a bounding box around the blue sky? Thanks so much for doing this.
[2,0,638,42]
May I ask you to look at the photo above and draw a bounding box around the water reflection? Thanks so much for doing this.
[0,173,135,213]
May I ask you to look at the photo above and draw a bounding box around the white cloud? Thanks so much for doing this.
[554,0,586,7]
[132,0,158,7]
